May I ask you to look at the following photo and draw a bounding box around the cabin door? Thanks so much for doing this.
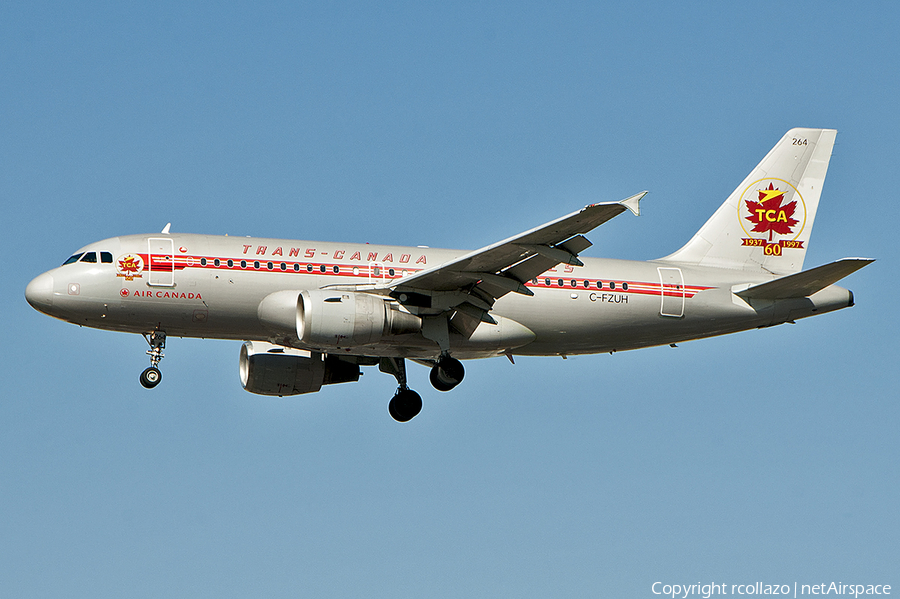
[657,267,684,318]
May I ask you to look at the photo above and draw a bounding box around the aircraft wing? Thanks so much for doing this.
[735,258,874,300]
[380,192,645,303]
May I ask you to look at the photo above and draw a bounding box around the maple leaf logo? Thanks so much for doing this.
[115,254,144,279]
[119,256,141,273]
[744,183,798,241]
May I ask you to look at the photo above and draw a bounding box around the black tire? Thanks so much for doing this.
[388,389,422,422]
[430,357,465,392]
[140,366,162,389]
[429,367,455,391]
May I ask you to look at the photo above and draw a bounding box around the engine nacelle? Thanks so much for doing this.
[239,340,360,396]
[258,289,421,349]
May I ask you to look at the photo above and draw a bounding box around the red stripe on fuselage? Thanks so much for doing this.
[148,253,715,298]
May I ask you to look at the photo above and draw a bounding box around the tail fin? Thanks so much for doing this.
[661,128,837,274]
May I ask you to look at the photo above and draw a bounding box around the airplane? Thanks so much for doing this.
[25,128,872,421]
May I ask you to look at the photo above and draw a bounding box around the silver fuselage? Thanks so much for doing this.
[26,233,854,360]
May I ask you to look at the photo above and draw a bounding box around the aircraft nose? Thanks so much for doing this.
[25,272,54,313]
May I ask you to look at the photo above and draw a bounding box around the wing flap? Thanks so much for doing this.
[504,234,595,284]
[735,258,873,300]
[503,253,560,287]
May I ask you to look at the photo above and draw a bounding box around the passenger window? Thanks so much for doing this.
[63,253,84,265]
[100,252,113,263]
[80,252,97,263]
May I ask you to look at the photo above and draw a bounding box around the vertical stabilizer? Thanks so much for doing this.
[661,128,836,274]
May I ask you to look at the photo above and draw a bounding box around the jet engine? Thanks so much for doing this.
[239,340,360,396]
[257,289,421,349]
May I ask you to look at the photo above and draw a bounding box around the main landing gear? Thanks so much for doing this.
[429,355,465,392]
[380,354,466,422]
[380,357,422,422]
[140,331,166,389]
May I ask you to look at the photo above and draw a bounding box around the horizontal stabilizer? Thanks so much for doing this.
[735,258,874,300]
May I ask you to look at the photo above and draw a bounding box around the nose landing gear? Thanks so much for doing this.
[140,331,166,389]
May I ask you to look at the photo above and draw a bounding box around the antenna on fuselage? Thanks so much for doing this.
[161,223,171,234]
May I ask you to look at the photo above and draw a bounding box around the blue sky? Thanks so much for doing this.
[2,2,897,597]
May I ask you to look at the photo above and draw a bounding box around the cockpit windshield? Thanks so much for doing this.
[62,251,113,266]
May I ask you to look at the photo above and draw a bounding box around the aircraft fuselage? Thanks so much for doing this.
[27,232,853,360]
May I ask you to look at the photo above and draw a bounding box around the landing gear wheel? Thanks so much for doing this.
[430,357,465,392]
[140,366,162,389]
[388,389,422,422]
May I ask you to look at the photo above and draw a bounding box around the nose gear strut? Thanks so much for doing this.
[140,330,166,389]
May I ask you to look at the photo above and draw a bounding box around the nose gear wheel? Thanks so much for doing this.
[140,366,162,388]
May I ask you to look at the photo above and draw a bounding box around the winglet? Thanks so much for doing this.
[617,191,646,216]
[161,223,172,234]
